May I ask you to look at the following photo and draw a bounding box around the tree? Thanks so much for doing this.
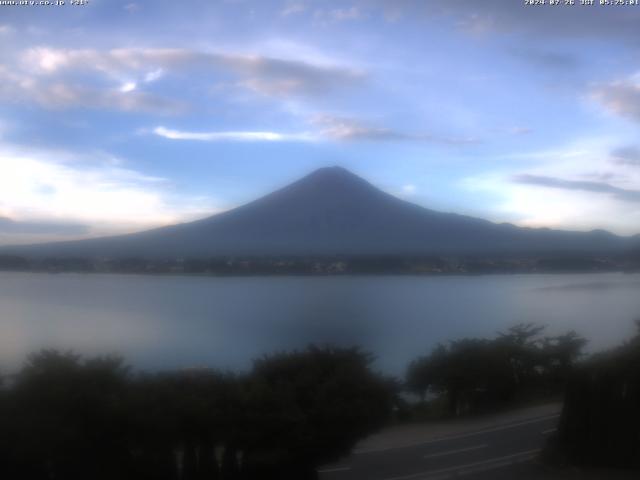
[496,323,546,387]
[540,331,588,386]
[407,339,516,416]
[126,368,244,480]
[6,350,131,480]
[1,346,393,480]
[241,346,395,479]
[550,322,640,469]
[406,324,587,417]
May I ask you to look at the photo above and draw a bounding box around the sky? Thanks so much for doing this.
[1,0,640,245]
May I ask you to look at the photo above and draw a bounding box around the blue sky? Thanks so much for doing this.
[1,0,640,244]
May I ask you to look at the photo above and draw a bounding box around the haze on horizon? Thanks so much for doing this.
[2,0,640,246]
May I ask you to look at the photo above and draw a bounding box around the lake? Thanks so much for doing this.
[1,272,639,376]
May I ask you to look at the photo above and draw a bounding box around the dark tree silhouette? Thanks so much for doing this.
[0,346,393,480]
[125,369,242,480]
[406,324,587,416]
[550,321,640,470]
[4,350,131,480]
[241,346,395,479]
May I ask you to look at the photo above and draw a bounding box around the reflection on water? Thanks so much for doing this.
[534,278,640,292]
[1,272,639,375]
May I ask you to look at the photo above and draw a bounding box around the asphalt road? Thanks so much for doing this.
[318,412,560,480]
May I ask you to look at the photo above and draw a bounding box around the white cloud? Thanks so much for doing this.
[462,138,640,235]
[0,142,218,244]
[153,126,313,142]
[401,184,417,195]
[26,47,71,73]
[0,61,185,114]
[120,81,137,93]
[144,68,164,83]
[152,116,478,145]
[12,47,363,109]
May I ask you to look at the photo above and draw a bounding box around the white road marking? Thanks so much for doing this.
[356,413,560,454]
[423,444,488,460]
[382,449,541,480]
[541,428,557,435]
[317,466,351,473]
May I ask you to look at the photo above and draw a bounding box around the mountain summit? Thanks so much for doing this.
[3,167,636,258]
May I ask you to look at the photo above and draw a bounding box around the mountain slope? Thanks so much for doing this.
[2,166,637,258]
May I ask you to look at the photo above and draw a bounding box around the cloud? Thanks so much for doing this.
[144,68,164,83]
[119,81,137,93]
[464,171,639,235]
[0,142,217,244]
[0,62,186,114]
[153,126,312,142]
[401,184,417,195]
[124,3,140,13]
[510,48,580,71]
[591,74,640,123]
[463,138,640,234]
[36,84,185,114]
[329,7,363,22]
[310,115,478,144]
[512,174,640,203]
[281,2,306,16]
[153,117,478,145]
[311,115,401,141]
[13,47,363,107]
[612,146,640,166]
[227,54,364,97]
[312,6,365,26]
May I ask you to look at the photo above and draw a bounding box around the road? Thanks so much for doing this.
[318,409,561,480]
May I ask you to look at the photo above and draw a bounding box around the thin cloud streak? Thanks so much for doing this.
[611,146,640,167]
[153,119,478,145]
[513,174,640,203]
[153,126,314,142]
[310,115,479,144]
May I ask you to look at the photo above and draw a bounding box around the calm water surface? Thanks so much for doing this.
[1,272,639,376]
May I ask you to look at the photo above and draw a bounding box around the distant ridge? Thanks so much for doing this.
[2,166,638,259]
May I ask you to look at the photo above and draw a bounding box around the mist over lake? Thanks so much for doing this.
[2,272,639,376]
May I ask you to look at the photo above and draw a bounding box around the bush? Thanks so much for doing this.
[550,323,640,469]
[0,346,394,480]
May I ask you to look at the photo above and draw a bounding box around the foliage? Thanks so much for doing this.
[549,321,640,469]
[0,346,394,480]
[242,346,393,478]
[406,323,587,416]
